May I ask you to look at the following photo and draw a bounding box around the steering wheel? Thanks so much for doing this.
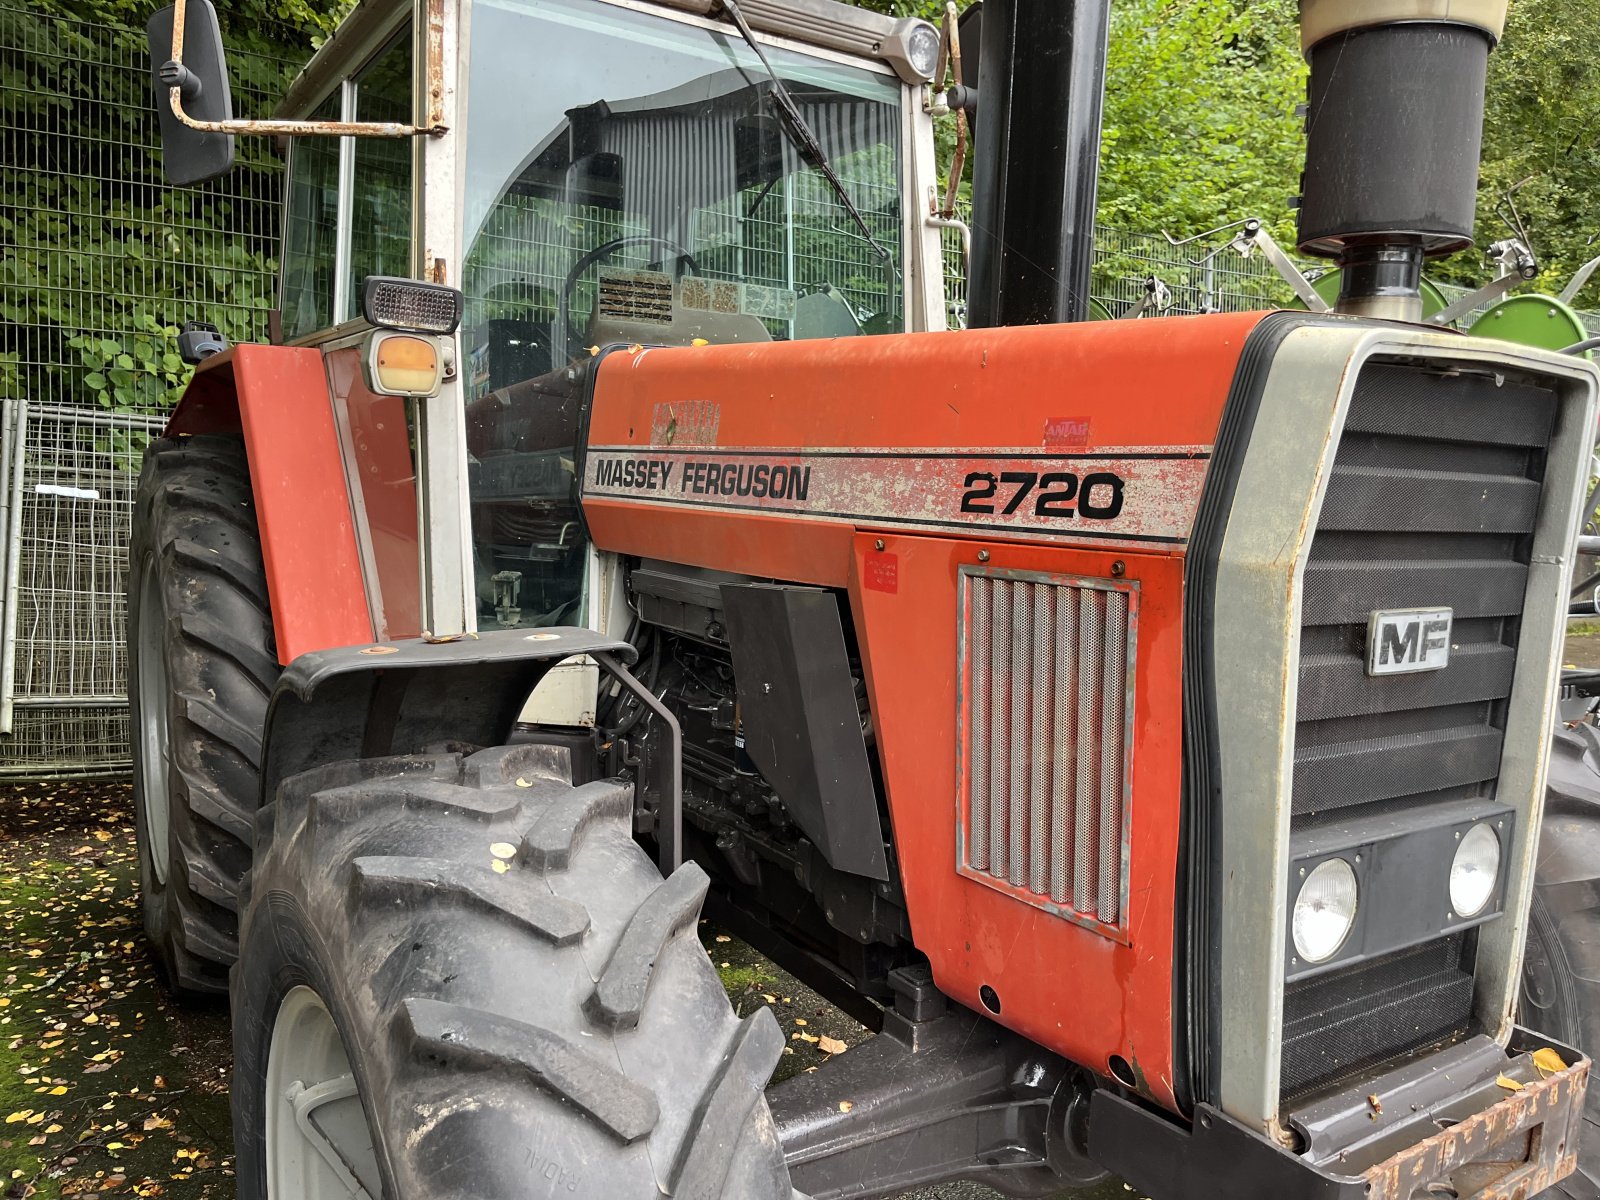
[556,235,700,360]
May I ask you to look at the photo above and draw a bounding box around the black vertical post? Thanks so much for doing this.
[967,0,1111,327]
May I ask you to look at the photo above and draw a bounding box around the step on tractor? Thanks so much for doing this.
[130,0,1600,1195]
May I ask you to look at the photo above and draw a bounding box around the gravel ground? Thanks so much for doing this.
[1564,623,1600,669]
[0,778,1143,1199]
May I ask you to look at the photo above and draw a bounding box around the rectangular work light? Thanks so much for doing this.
[361,275,463,335]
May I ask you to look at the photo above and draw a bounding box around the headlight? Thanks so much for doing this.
[906,22,941,80]
[1450,822,1501,918]
[1292,858,1358,963]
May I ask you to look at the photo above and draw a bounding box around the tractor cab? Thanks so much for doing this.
[162,0,944,642]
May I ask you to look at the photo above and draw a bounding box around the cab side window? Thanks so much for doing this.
[346,33,413,302]
[280,93,341,339]
[279,28,414,341]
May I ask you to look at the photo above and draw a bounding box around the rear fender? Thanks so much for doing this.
[165,345,373,663]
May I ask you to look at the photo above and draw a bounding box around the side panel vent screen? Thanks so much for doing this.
[957,569,1137,937]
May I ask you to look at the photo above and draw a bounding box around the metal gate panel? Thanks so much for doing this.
[0,406,163,776]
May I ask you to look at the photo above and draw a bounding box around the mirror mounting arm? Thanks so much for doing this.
[165,0,445,140]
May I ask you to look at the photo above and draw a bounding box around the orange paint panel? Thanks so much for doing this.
[582,316,1269,585]
[583,498,855,586]
[325,349,422,640]
[578,318,1277,1113]
[588,314,1265,452]
[848,532,1188,1109]
[166,346,374,663]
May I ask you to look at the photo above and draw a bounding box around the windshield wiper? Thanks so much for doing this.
[717,0,892,262]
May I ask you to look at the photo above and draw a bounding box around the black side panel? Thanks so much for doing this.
[720,584,890,882]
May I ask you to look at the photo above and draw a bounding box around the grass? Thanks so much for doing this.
[0,783,233,1198]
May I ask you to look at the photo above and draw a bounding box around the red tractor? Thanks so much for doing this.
[131,0,1600,1195]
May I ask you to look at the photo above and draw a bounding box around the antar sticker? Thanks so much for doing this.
[583,446,1212,546]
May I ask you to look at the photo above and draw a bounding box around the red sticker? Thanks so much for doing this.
[864,551,899,594]
[1043,417,1091,450]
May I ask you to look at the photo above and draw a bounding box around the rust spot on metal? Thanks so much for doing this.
[172,89,424,138]
[425,0,448,130]
[1361,1056,1588,1200]
[163,0,434,140]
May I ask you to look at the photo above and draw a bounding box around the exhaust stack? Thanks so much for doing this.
[1297,1,1510,321]
[966,0,1112,327]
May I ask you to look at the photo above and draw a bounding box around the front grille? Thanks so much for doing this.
[1282,363,1556,1098]
[1281,935,1476,1099]
[958,569,1135,932]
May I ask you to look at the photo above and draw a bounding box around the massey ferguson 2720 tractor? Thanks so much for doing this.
[131,0,1600,1195]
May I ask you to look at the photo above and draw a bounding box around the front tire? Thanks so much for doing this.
[1522,722,1600,1199]
[128,434,278,996]
[231,742,793,1199]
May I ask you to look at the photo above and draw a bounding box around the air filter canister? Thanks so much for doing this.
[1297,20,1492,259]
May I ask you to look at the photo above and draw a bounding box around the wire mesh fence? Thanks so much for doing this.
[0,7,307,778]
[1,6,1597,780]
[941,215,1600,331]
[940,215,1298,324]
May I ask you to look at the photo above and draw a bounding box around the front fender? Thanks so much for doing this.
[259,627,635,805]
[164,344,372,663]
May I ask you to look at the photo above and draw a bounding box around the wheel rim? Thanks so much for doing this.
[134,562,172,886]
[266,986,381,1200]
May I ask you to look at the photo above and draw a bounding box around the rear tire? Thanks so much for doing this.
[1522,723,1600,1199]
[128,434,277,996]
[231,742,793,1199]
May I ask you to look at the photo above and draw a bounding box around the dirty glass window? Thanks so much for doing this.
[280,92,341,340]
[462,0,903,379]
[457,0,902,633]
[345,31,414,309]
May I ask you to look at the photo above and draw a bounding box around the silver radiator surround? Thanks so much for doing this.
[1210,325,1599,1134]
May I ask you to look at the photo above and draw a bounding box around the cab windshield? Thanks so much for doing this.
[458,0,905,634]
[461,0,905,392]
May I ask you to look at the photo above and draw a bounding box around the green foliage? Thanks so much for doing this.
[26,0,346,44]
[0,7,318,419]
[1445,0,1600,294]
[1098,0,1304,243]
[853,0,1307,246]
[859,0,1596,304]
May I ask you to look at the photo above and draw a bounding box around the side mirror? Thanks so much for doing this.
[957,2,982,98]
[147,0,235,185]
